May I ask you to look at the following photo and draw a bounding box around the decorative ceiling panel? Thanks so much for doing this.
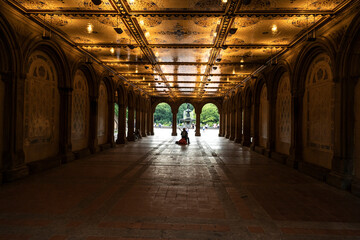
[7,0,350,98]
[139,16,220,44]
[43,15,132,44]
[85,47,144,62]
[14,0,115,10]
[154,48,211,62]
[237,0,343,11]
[126,0,226,12]
[161,65,206,74]
[226,16,321,45]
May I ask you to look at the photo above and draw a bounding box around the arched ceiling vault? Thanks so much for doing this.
[7,0,352,99]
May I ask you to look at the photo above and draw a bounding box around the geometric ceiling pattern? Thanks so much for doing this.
[9,0,349,98]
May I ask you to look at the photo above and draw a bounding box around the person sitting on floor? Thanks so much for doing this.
[181,128,190,145]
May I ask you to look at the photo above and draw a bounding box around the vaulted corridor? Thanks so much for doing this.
[0,129,359,240]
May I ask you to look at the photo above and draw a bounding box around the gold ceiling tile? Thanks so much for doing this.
[15,0,114,10]
[161,65,206,74]
[127,0,226,12]
[154,48,211,62]
[44,15,132,44]
[86,47,143,62]
[219,48,277,63]
[113,64,153,74]
[138,16,220,44]
[237,0,343,11]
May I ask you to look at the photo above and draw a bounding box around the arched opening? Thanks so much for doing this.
[200,103,220,138]
[97,81,108,145]
[276,72,291,154]
[114,101,119,138]
[177,103,195,134]
[23,50,60,163]
[71,70,90,152]
[302,53,334,169]
[154,102,172,135]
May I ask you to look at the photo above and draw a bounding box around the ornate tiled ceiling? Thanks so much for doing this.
[8,0,350,98]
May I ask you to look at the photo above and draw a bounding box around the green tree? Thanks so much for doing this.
[154,103,172,125]
[200,103,219,126]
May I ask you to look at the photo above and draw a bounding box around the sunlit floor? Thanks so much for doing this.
[0,129,360,240]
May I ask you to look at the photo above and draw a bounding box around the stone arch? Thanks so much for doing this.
[0,14,21,171]
[23,50,60,163]
[97,79,110,145]
[242,85,253,146]
[72,62,97,98]
[71,69,90,151]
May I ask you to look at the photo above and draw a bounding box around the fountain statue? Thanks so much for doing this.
[179,104,195,129]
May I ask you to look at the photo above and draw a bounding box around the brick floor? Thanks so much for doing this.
[0,129,359,240]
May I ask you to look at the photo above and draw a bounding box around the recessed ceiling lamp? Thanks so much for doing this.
[229,28,237,35]
[148,83,150,86]
[91,0,102,5]
[86,23,93,34]
[139,20,144,25]
[213,32,217,37]
[222,0,227,3]
[129,0,135,4]
[271,24,278,33]
[227,76,229,81]
[145,32,150,37]
[110,47,115,54]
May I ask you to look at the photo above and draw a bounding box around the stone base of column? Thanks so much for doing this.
[3,164,29,182]
[171,133,177,136]
[27,156,62,175]
[195,132,201,136]
[327,171,352,190]
[127,135,135,141]
[151,132,154,135]
[229,136,235,141]
[61,152,76,164]
[242,140,251,147]
[234,137,242,143]
[351,178,360,197]
[141,133,147,137]
[218,133,224,137]
[116,136,127,144]
[225,134,230,139]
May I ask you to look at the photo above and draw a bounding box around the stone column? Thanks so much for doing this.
[127,106,135,141]
[147,108,152,135]
[195,111,201,136]
[172,111,177,136]
[242,104,251,146]
[116,103,127,144]
[251,97,260,150]
[234,107,243,143]
[229,109,236,141]
[267,93,277,155]
[225,111,231,138]
[108,99,115,147]
[288,89,303,168]
[89,96,99,153]
[218,111,224,137]
[150,112,154,135]
[59,87,75,163]
[2,72,29,182]
[135,108,141,133]
[141,110,147,137]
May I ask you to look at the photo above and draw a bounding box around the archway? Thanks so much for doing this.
[154,102,172,135]
[259,85,269,148]
[200,103,220,137]
[177,103,195,136]
[97,81,109,145]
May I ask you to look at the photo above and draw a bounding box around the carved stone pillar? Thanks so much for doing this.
[229,109,236,141]
[288,89,303,168]
[242,105,251,147]
[234,107,243,143]
[2,72,29,182]
[135,108,141,133]
[218,111,224,137]
[251,97,260,150]
[108,99,115,147]
[127,106,135,141]
[150,112,154,135]
[141,109,147,137]
[116,103,127,144]
[172,111,177,136]
[195,111,201,136]
[59,87,75,163]
[268,93,277,154]
[89,96,99,153]
[225,111,230,138]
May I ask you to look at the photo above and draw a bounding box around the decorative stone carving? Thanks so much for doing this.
[71,70,89,151]
[23,51,60,162]
[259,85,268,147]
[302,53,334,169]
[97,81,108,145]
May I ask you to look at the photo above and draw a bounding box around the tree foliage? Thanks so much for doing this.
[154,103,172,125]
[200,103,219,126]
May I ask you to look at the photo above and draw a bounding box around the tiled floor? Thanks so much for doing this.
[1,129,360,240]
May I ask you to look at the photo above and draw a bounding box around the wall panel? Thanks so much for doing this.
[97,81,108,145]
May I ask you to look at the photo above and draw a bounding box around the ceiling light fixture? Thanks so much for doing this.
[110,47,115,54]
[91,0,102,5]
[222,0,228,3]
[139,19,144,25]
[213,32,217,37]
[271,24,278,33]
[145,31,150,37]
[229,28,237,35]
[216,58,222,62]
[87,23,93,34]
[129,0,135,4]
